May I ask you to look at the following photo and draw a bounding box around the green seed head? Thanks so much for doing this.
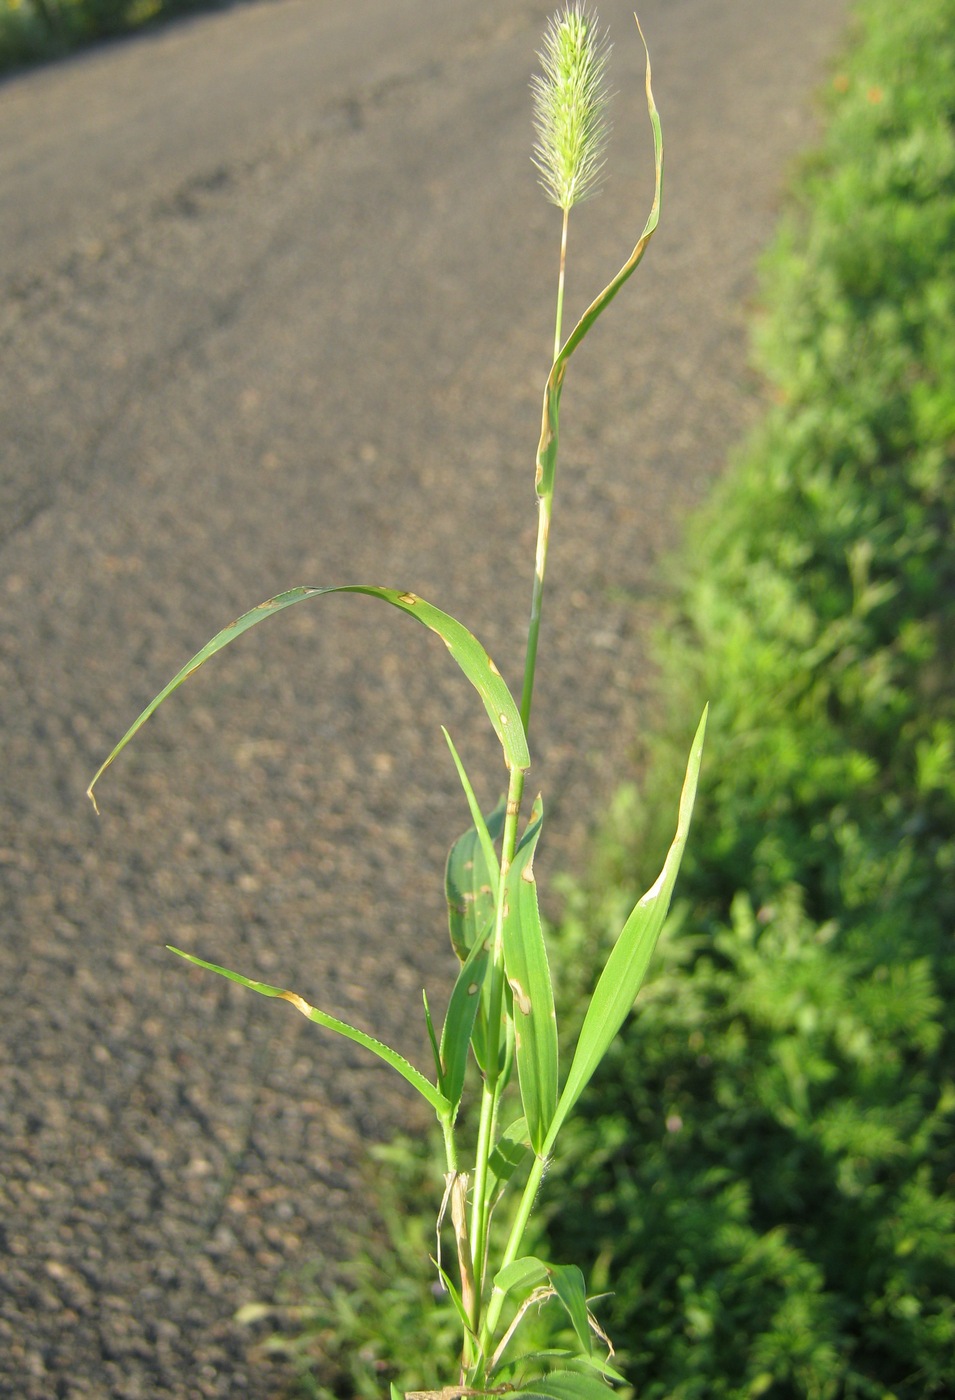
[531,4,613,211]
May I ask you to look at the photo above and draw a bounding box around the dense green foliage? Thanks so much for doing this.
[0,0,235,71]
[543,0,955,1394]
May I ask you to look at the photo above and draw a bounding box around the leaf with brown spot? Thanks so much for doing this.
[168,946,452,1120]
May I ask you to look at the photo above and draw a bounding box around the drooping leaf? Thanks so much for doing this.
[548,1264,592,1357]
[502,797,558,1155]
[167,947,451,1120]
[546,708,706,1149]
[87,585,529,810]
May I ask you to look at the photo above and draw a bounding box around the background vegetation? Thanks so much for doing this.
[279,0,954,1394]
[543,0,955,1393]
[0,0,241,71]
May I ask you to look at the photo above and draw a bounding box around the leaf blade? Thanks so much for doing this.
[443,729,502,914]
[88,584,528,809]
[444,742,504,963]
[438,932,490,1116]
[512,1370,616,1400]
[493,1255,550,1301]
[168,947,451,1119]
[502,797,558,1155]
[548,1264,592,1357]
[546,708,706,1148]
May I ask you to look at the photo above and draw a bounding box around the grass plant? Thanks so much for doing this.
[89,9,705,1396]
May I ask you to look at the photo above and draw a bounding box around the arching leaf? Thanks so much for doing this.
[88,584,529,810]
[168,947,451,1120]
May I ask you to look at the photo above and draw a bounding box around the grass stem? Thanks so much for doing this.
[520,209,570,739]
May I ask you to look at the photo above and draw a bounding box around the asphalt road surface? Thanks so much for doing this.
[1,1,850,1394]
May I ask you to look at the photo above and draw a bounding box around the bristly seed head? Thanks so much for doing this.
[531,3,612,211]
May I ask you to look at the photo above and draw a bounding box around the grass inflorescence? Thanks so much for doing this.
[531,4,613,212]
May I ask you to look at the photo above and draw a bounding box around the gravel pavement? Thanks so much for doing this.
[1,1,849,1394]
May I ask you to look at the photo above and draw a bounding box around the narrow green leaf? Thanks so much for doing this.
[389,1384,404,1400]
[546,708,706,1148]
[87,584,529,810]
[168,947,451,1119]
[443,729,501,911]
[438,932,490,1116]
[548,1264,592,1357]
[512,1370,615,1400]
[536,18,663,502]
[436,1262,474,1340]
[502,797,558,1155]
[422,988,442,1083]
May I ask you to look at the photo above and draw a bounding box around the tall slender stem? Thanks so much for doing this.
[520,208,570,739]
[470,208,574,1382]
[466,763,526,1341]
[468,1065,501,1293]
[553,205,570,364]
[479,1149,548,1355]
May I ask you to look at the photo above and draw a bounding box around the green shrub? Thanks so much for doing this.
[542,0,955,1394]
[0,0,233,71]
